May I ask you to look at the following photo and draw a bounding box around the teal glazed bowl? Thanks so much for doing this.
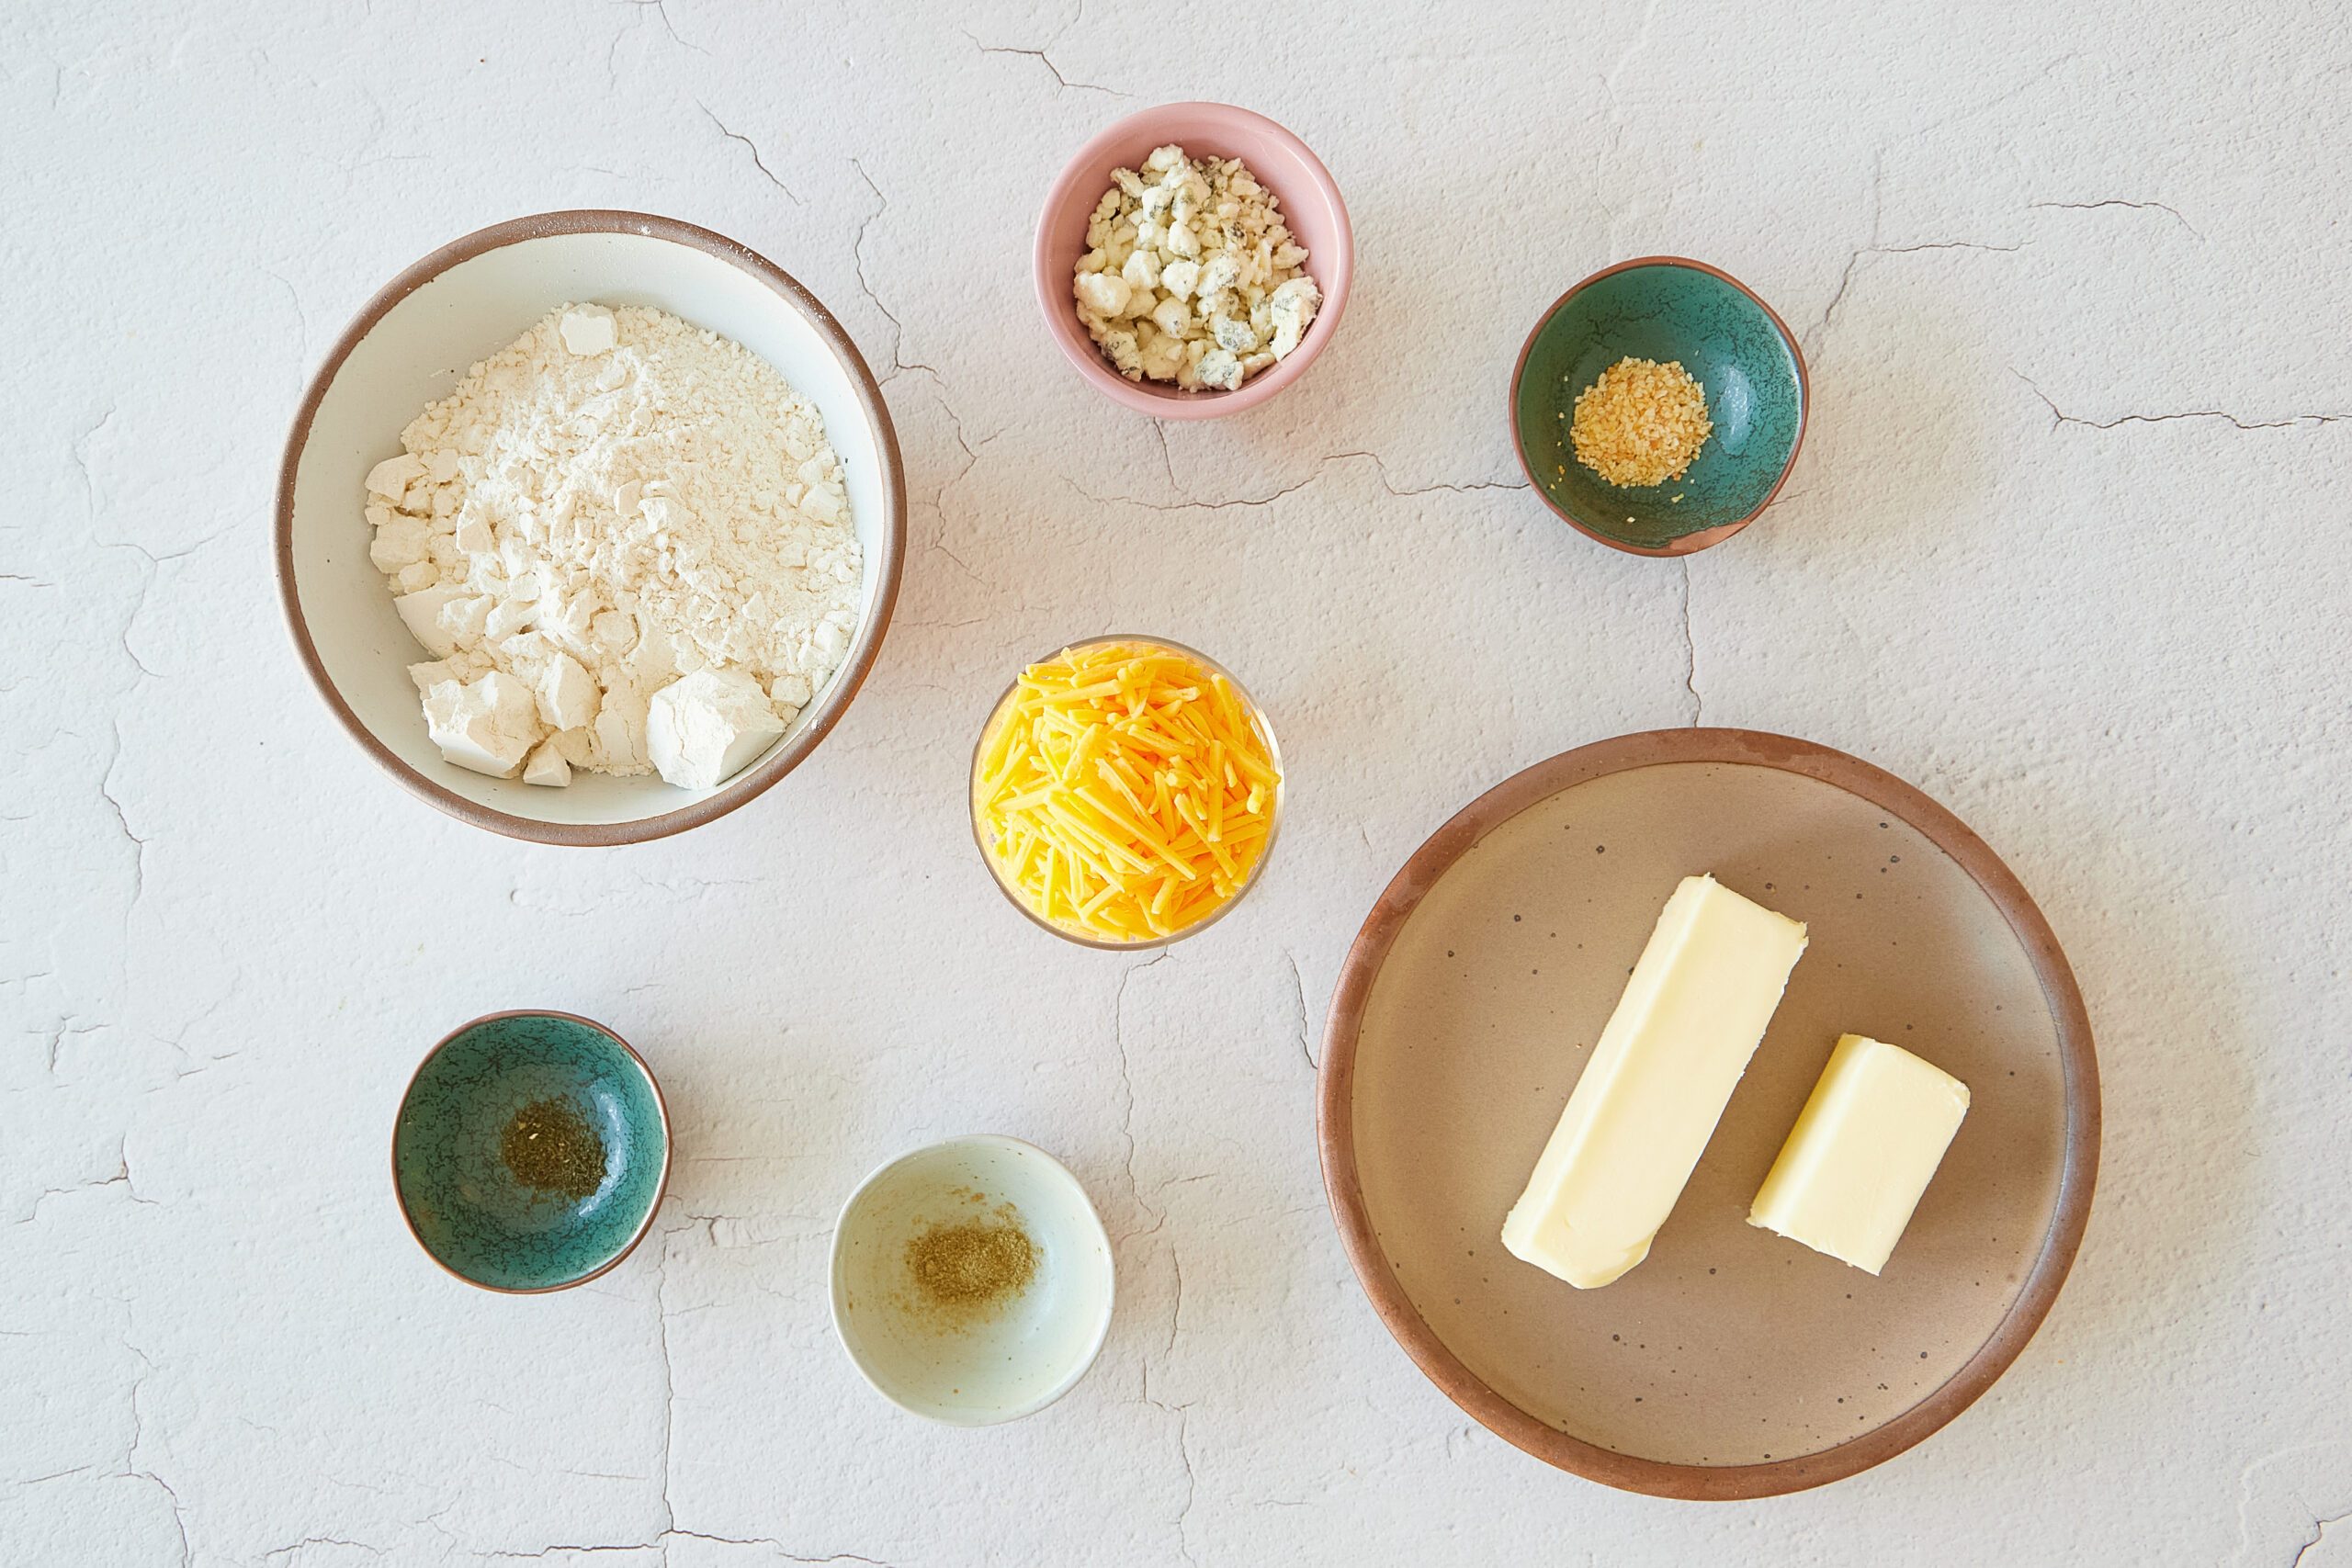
[1511,257,1806,556]
[393,1010,671,1293]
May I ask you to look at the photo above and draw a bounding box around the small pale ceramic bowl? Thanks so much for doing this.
[968,635,1284,951]
[277,210,907,845]
[1034,102,1352,419]
[393,1010,670,1293]
[830,1135,1114,1426]
[1511,257,1807,556]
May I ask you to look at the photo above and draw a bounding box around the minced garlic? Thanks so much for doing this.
[1569,356,1713,488]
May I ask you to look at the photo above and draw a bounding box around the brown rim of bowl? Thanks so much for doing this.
[967,634,1285,951]
[275,209,908,846]
[1317,728,2099,1499]
[391,1008,674,1296]
[1509,256,1809,558]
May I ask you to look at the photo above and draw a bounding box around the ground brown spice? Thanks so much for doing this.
[500,1098,605,1200]
[904,1201,1038,1319]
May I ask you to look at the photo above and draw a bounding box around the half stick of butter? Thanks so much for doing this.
[1747,1034,1970,1275]
[1501,874,1807,1289]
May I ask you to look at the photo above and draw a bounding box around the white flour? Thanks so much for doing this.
[366,303,862,787]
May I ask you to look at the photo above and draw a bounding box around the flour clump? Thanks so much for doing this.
[368,303,863,789]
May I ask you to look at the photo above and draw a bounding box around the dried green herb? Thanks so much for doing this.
[904,1202,1037,1318]
[501,1098,605,1200]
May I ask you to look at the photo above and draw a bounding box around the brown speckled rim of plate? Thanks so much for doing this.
[1509,257,1809,558]
[275,210,907,846]
[391,1009,673,1295]
[1317,728,2099,1499]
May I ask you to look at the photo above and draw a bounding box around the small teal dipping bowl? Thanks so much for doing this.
[1511,257,1806,556]
[393,1010,671,1293]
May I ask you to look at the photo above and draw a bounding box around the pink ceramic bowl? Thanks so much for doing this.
[1034,103,1352,420]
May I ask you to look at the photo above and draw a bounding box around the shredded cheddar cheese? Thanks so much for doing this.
[974,640,1280,942]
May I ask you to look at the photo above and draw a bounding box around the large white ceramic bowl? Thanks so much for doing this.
[276,211,905,845]
[830,1135,1116,1427]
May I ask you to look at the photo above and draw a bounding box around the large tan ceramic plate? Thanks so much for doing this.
[1319,729,2098,1498]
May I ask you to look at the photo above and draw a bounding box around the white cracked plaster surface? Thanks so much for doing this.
[1,0,2347,1562]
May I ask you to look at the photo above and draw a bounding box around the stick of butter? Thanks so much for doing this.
[1747,1034,1970,1275]
[1500,874,1807,1289]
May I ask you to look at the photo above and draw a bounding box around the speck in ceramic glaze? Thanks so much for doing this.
[1515,263,1804,551]
[394,1013,668,1292]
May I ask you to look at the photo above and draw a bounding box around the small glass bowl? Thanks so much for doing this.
[968,634,1284,951]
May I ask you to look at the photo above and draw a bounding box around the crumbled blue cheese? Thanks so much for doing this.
[1073,145,1319,392]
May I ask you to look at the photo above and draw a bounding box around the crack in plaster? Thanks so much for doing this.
[2296,1513,2352,1568]
[1810,231,2025,356]
[21,1462,94,1484]
[100,723,150,910]
[827,174,1002,525]
[616,0,703,53]
[481,1531,894,1564]
[266,1539,387,1563]
[1809,53,2079,355]
[851,161,944,385]
[106,535,220,569]
[1136,1244,1197,1567]
[604,0,707,92]
[1067,448,1526,514]
[1679,558,1702,725]
[2013,369,2349,432]
[962,5,1125,98]
[39,1020,102,1077]
[69,405,115,513]
[21,1139,158,1225]
[1167,1395,1200,1566]
[964,33,1124,96]
[69,402,227,674]
[261,262,311,359]
[116,556,166,682]
[928,539,987,589]
[654,1229,680,1543]
[2030,197,2201,237]
[1283,950,1315,1072]
[885,360,994,545]
[1113,952,1172,1242]
[1806,149,1884,355]
[166,1029,243,1084]
[1150,422,1182,499]
[697,101,801,204]
[899,395,994,550]
[1874,240,2024,254]
[122,1345,191,1567]
[133,1469,193,1567]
